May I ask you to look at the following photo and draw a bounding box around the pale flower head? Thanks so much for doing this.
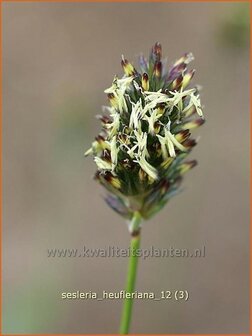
[86,43,205,221]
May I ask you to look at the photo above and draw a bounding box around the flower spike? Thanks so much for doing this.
[86,43,205,220]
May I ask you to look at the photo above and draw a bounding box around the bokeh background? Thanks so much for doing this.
[3,2,250,334]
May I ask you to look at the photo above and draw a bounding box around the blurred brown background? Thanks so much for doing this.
[2,2,250,334]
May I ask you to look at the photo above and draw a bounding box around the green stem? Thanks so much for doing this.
[119,212,142,334]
